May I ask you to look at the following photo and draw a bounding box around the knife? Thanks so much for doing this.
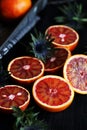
[0,0,48,59]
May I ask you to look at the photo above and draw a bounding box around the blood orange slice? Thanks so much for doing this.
[63,54,87,94]
[32,75,74,112]
[45,25,79,51]
[44,47,71,73]
[0,85,30,112]
[7,56,44,84]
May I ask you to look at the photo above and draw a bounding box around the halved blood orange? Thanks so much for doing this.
[44,47,71,73]
[7,56,44,84]
[63,54,87,94]
[32,75,74,112]
[45,25,79,51]
[0,85,30,112]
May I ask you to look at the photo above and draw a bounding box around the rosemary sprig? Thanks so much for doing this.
[55,2,87,30]
[12,106,48,130]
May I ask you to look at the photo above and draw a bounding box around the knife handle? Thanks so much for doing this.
[0,16,40,59]
[0,0,48,59]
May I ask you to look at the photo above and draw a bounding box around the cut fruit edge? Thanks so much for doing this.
[45,25,79,51]
[44,47,71,73]
[32,75,75,112]
[63,54,87,94]
[0,85,30,111]
[7,56,45,84]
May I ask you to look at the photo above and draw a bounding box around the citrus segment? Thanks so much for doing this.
[32,75,74,112]
[7,56,44,84]
[0,85,30,112]
[44,47,71,73]
[63,54,87,94]
[45,25,79,51]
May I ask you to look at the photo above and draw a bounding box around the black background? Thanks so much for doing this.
[1,0,87,130]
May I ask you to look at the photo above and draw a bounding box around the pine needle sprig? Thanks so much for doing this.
[12,106,48,130]
[55,2,87,30]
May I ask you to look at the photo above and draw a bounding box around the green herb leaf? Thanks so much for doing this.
[12,106,48,130]
[55,2,87,30]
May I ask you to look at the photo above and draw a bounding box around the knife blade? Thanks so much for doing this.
[0,0,48,59]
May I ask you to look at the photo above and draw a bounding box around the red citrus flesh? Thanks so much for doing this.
[45,25,79,51]
[32,75,74,112]
[44,47,71,73]
[63,54,87,94]
[7,56,44,84]
[0,85,30,112]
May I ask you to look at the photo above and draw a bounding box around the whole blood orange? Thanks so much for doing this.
[0,85,30,112]
[63,54,87,94]
[44,47,71,73]
[32,75,74,112]
[7,56,44,84]
[45,25,79,51]
[0,0,32,20]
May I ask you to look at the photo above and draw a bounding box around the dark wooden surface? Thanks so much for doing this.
[1,0,87,130]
